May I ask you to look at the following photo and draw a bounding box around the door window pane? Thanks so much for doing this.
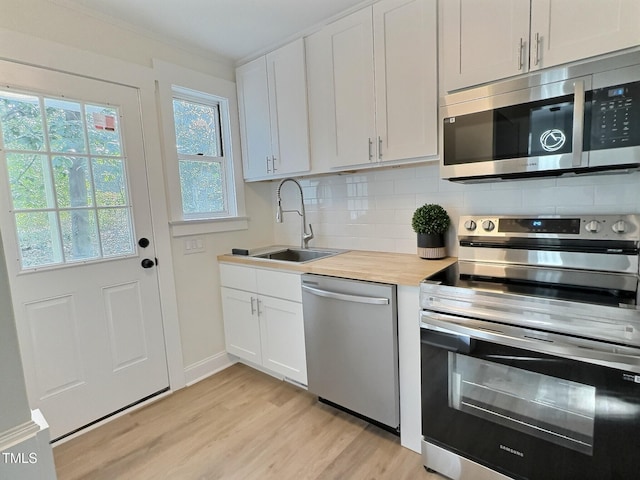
[98,208,134,257]
[60,209,99,261]
[53,157,94,208]
[6,154,52,210]
[15,211,62,268]
[449,353,596,455]
[0,88,136,269]
[92,158,127,206]
[85,105,121,156]
[45,99,86,154]
[0,92,45,151]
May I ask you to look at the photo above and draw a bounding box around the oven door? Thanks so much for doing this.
[420,311,640,480]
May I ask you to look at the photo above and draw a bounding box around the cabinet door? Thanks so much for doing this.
[441,0,530,92]
[530,0,640,71]
[265,39,311,176]
[259,296,307,385]
[306,8,376,169]
[236,57,272,179]
[220,287,262,364]
[374,0,438,162]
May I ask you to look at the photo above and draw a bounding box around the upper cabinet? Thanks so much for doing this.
[306,0,438,170]
[441,0,640,92]
[236,39,310,181]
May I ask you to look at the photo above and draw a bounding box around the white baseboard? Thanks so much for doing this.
[184,351,236,386]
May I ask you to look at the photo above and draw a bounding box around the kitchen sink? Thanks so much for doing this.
[252,247,344,263]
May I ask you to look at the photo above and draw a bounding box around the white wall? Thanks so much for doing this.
[274,162,640,255]
[0,0,234,81]
[172,183,274,371]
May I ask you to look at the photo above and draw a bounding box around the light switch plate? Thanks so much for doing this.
[184,236,205,254]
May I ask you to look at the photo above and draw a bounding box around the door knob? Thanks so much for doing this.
[138,237,150,248]
[141,258,156,269]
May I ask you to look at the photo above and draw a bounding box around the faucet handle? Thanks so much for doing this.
[303,224,314,248]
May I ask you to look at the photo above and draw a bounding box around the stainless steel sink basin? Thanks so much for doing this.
[252,247,344,263]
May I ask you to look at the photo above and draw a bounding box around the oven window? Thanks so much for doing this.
[448,353,595,455]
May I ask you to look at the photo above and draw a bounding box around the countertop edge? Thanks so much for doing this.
[217,249,457,286]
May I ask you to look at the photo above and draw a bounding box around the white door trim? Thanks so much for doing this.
[0,27,186,392]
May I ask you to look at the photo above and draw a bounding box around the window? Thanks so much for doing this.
[0,89,135,269]
[171,87,235,220]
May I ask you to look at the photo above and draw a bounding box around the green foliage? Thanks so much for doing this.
[411,204,451,234]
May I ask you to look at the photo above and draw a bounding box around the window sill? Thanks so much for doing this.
[169,217,249,237]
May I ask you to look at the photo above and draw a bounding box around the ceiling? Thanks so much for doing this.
[53,0,371,62]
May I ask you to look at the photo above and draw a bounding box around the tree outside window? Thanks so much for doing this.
[172,91,229,219]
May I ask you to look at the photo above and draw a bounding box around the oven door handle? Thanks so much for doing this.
[421,311,640,374]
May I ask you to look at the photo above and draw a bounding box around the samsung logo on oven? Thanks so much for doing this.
[500,444,524,458]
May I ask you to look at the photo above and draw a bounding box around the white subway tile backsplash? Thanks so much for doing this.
[595,184,640,205]
[272,164,640,255]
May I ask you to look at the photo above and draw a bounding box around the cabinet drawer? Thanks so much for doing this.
[219,263,257,291]
[256,269,302,302]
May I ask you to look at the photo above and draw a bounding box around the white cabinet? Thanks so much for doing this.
[220,288,262,363]
[441,0,640,92]
[219,264,307,385]
[530,0,640,71]
[236,39,310,181]
[306,0,437,170]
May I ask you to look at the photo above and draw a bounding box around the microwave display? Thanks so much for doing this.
[443,94,574,166]
[586,80,640,150]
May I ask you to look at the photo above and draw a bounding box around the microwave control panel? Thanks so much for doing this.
[588,80,640,150]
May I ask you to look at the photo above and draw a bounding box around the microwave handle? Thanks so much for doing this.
[572,80,585,167]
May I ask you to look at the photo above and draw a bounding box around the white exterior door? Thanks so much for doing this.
[0,61,169,441]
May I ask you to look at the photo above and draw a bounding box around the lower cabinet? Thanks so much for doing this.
[219,264,307,385]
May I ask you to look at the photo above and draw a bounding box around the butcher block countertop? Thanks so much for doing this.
[217,249,457,286]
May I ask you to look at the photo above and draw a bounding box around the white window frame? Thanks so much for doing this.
[172,86,233,219]
[154,60,248,237]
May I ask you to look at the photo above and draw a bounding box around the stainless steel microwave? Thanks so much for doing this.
[440,52,640,182]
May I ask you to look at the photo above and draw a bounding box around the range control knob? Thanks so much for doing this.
[482,220,495,232]
[585,220,601,233]
[464,220,477,231]
[612,220,627,234]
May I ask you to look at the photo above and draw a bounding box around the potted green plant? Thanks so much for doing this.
[411,203,451,259]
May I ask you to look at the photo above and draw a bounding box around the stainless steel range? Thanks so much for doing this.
[419,214,640,480]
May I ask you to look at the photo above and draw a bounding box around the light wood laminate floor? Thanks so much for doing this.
[53,363,443,480]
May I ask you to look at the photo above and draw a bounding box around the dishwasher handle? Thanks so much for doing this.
[301,284,389,305]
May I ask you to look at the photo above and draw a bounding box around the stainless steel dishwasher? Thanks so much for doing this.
[301,274,399,432]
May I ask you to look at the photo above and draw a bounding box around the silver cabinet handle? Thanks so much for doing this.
[572,80,585,167]
[378,136,382,160]
[368,138,373,161]
[302,284,389,305]
[250,296,256,315]
[534,32,541,66]
[420,311,640,374]
[266,156,272,174]
[257,298,263,316]
[518,37,525,70]
[272,156,277,172]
